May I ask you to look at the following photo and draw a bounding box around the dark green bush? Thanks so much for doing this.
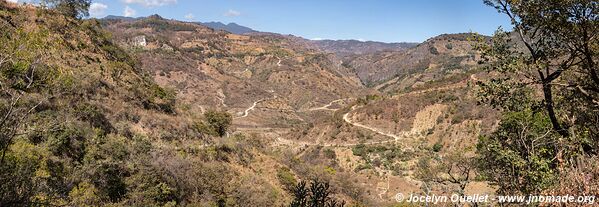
[196,110,232,137]
[432,142,443,152]
[289,180,345,207]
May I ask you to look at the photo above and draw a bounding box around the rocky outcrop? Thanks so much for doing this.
[131,35,147,47]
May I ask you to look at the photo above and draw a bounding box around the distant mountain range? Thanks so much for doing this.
[199,22,257,34]
[101,15,419,55]
[103,15,138,21]
[102,15,256,34]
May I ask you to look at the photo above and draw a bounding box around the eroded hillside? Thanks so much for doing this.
[344,33,482,88]
[101,15,370,129]
[93,14,504,206]
[1,2,503,206]
[0,3,359,206]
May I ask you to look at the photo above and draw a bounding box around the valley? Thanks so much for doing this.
[2,1,596,206]
[99,13,497,206]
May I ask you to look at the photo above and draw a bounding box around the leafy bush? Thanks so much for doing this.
[476,110,559,194]
[351,144,367,158]
[323,148,336,160]
[0,139,45,206]
[46,122,89,162]
[428,45,439,55]
[432,142,443,152]
[352,144,402,164]
[277,167,297,191]
[149,84,177,113]
[75,103,113,133]
[92,163,128,202]
[137,82,177,113]
[196,110,232,137]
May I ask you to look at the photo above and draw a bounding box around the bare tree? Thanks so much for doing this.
[0,31,49,165]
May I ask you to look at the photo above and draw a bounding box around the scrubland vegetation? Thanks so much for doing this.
[0,0,597,206]
[0,1,357,206]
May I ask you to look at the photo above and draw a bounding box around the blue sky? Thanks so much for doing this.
[85,0,511,43]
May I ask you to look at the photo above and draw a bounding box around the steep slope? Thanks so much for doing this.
[310,39,418,56]
[101,15,368,128]
[345,33,481,87]
[1,3,503,206]
[99,16,498,205]
[1,3,363,206]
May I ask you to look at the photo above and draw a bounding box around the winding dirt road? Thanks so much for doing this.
[274,74,479,147]
[304,98,348,111]
[237,99,264,118]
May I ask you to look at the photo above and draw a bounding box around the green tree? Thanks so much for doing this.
[203,110,233,137]
[475,0,598,194]
[478,0,598,138]
[43,0,91,19]
[277,167,298,192]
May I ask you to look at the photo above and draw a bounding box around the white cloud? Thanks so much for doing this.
[124,6,136,17]
[89,3,108,17]
[223,9,241,17]
[311,37,325,41]
[7,0,35,3]
[122,0,177,7]
[184,13,194,20]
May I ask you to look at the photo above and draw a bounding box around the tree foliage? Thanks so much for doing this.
[43,0,91,19]
[475,0,598,194]
[478,0,598,138]
[198,110,233,137]
[477,111,560,194]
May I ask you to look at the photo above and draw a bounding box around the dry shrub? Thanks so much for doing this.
[542,157,599,206]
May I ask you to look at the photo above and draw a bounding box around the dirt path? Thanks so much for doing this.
[217,90,227,107]
[304,98,347,111]
[235,93,279,119]
[274,74,479,147]
[237,99,264,118]
[377,171,391,200]
[340,74,479,144]
[343,106,402,141]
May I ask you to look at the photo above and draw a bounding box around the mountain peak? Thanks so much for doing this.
[198,21,256,34]
[148,14,164,20]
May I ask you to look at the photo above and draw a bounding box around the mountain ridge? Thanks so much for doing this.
[199,21,257,34]
[1,2,500,206]
[101,15,419,55]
